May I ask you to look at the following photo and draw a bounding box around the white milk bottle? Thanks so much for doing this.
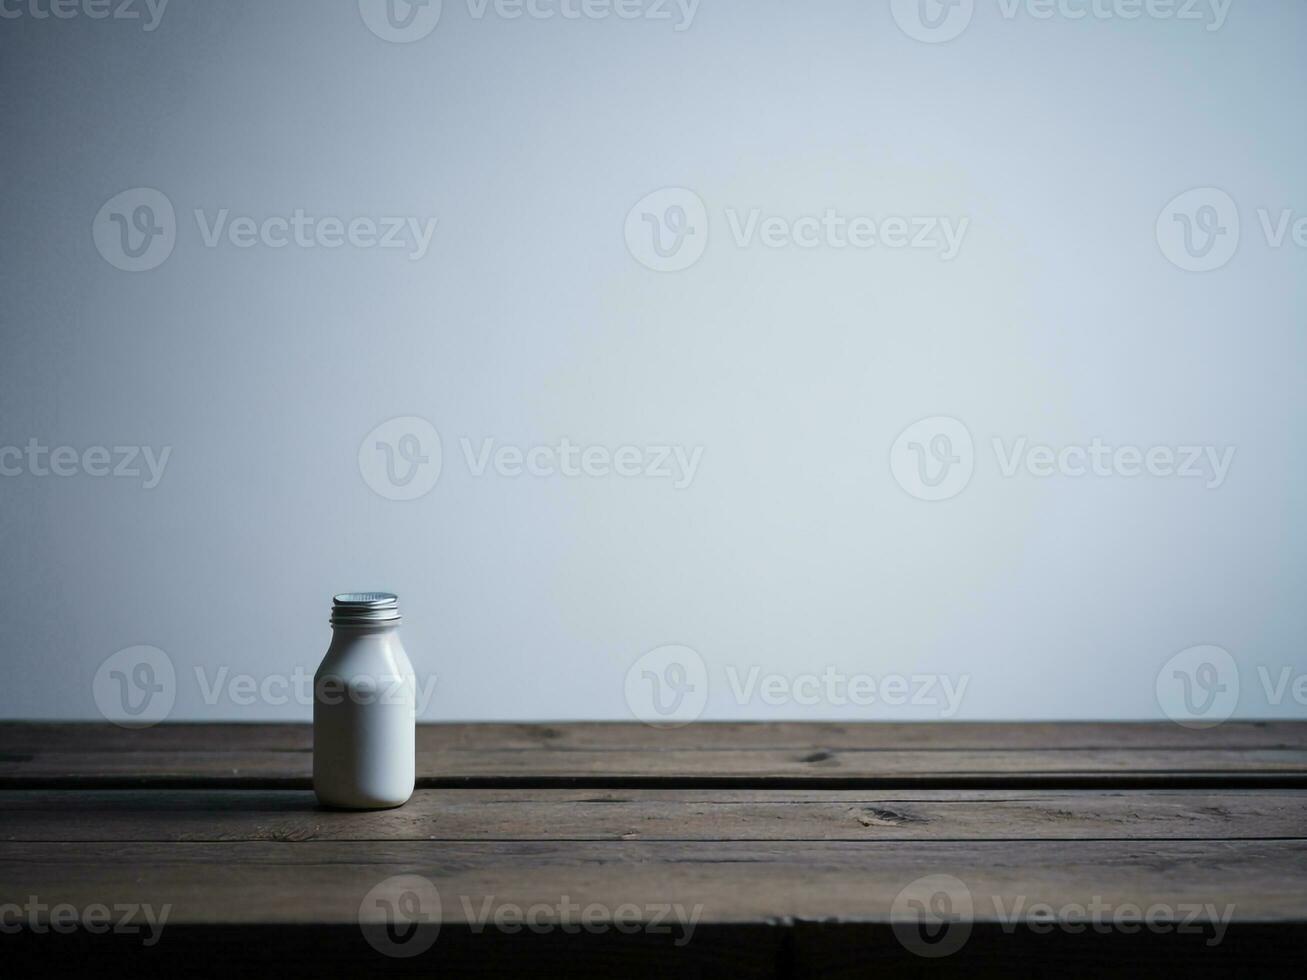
[313,593,415,809]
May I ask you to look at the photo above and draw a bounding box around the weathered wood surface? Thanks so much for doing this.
[2,839,1304,925]
[6,721,1304,751]
[2,722,1305,975]
[3,722,1305,786]
[1,788,1304,842]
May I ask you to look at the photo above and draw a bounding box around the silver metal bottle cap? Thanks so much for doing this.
[331,592,401,626]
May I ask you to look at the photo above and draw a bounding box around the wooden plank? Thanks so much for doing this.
[4,748,1305,787]
[3,722,1304,974]
[1,788,1305,843]
[1,839,1303,925]
[4,720,1303,752]
[3,723,1305,787]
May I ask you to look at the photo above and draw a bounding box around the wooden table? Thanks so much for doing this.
[2,722,1305,976]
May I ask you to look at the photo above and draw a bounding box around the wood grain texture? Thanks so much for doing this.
[3,722,1305,787]
[3,722,1305,974]
[5,720,1304,750]
[2,788,1305,842]
[1,839,1303,925]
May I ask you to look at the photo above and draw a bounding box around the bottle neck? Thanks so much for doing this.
[330,622,400,637]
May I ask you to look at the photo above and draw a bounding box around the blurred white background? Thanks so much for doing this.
[0,0,1303,721]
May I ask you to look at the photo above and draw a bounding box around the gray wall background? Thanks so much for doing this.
[1,0,1304,722]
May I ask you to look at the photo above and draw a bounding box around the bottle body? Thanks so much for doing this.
[313,595,415,809]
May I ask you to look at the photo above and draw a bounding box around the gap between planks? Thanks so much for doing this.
[5,774,1307,790]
